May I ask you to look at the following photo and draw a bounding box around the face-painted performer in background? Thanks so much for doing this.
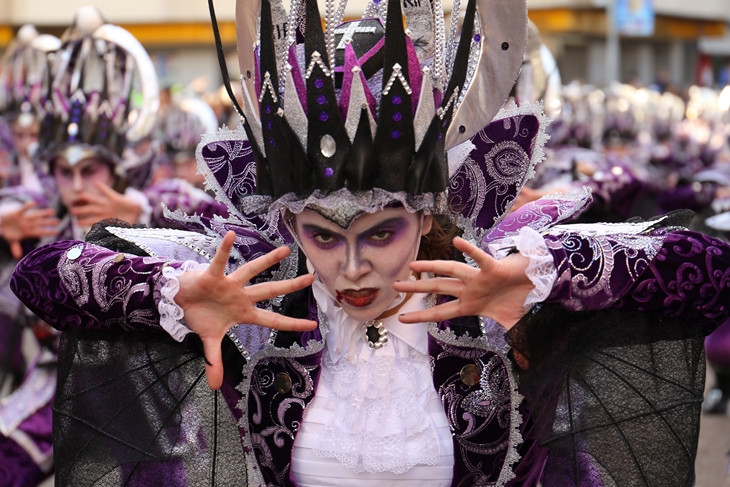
[0,6,230,486]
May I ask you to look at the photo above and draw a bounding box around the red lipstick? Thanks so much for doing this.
[336,288,379,308]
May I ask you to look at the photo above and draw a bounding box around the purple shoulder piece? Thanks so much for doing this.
[144,178,230,228]
[11,241,183,333]
[448,103,549,233]
[481,187,592,247]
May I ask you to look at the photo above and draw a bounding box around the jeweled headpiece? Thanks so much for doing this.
[210,0,527,226]
[39,6,159,167]
[0,24,61,127]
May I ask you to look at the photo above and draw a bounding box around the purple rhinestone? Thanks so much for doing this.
[319,112,329,122]
[392,96,402,105]
[392,112,402,122]
[266,105,272,114]
[324,167,334,177]
[317,95,327,105]
[442,118,449,127]
[473,34,481,42]
[391,130,401,139]
[438,133,443,141]
[268,137,275,146]
[373,0,381,3]
[266,121,273,130]
[314,79,324,89]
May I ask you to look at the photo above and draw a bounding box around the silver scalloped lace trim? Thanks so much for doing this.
[240,187,450,222]
[426,319,524,487]
[492,101,551,194]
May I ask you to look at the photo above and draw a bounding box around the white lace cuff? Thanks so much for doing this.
[158,261,210,342]
[488,226,557,310]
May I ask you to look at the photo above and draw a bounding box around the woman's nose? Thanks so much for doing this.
[341,245,371,282]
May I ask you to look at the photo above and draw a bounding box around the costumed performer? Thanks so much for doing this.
[10,0,730,486]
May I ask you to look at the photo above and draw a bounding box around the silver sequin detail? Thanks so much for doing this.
[304,51,332,79]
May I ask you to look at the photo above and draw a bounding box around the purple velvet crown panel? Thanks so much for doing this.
[448,104,549,235]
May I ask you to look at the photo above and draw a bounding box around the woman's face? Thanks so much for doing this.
[53,156,114,210]
[294,207,432,322]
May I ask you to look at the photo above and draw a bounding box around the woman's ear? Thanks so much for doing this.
[421,214,433,236]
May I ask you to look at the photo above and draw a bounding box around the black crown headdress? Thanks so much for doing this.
[39,6,159,165]
[210,0,527,225]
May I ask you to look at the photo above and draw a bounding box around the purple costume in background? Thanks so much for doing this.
[10,106,730,486]
[0,10,232,485]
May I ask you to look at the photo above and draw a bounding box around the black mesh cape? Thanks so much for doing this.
[53,329,248,486]
[52,221,248,486]
[507,303,706,487]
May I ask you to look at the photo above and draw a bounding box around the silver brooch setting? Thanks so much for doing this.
[363,320,389,350]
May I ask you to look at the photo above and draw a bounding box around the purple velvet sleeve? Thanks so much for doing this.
[614,230,730,333]
[543,230,666,311]
[10,240,185,333]
[544,229,730,333]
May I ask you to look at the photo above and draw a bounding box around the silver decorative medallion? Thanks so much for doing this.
[363,320,389,350]
[66,247,82,260]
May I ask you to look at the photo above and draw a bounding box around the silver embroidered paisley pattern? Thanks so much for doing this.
[58,244,166,330]
[546,228,667,311]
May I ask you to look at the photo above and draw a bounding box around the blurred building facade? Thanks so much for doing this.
[529,0,730,89]
[0,0,729,91]
[0,0,380,93]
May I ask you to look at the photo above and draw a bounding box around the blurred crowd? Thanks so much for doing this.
[515,24,730,428]
[1,7,730,486]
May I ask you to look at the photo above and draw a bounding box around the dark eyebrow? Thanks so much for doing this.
[301,224,345,239]
[355,217,409,239]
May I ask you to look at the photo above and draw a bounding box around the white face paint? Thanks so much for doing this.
[52,156,114,211]
[292,207,432,322]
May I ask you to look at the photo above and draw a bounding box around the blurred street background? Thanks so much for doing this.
[2,0,730,100]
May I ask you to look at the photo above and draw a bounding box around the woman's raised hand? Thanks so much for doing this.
[393,237,534,330]
[175,231,316,389]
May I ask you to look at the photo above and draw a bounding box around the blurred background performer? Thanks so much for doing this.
[0,6,226,486]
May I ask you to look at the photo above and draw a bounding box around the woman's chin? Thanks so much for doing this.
[341,301,389,322]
